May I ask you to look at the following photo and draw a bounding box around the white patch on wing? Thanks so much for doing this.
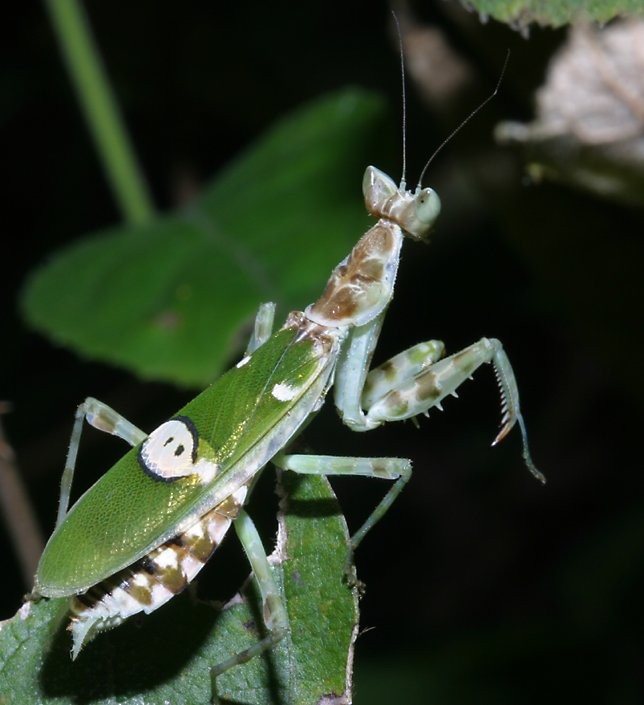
[271,382,299,402]
[236,355,251,368]
[193,457,218,484]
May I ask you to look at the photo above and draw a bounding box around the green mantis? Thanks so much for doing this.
[33,161,543,699]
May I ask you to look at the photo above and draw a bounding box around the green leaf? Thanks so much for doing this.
[0,474,359,704]
[466,0,643,29]
[21,89,386,387]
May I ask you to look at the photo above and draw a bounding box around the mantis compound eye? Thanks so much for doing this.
[414,187,441,228]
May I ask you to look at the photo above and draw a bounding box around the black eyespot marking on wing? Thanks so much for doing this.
[138,416,200,482]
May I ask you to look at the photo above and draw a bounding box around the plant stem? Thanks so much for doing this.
[0,403,44,588]
[45,0,155,225]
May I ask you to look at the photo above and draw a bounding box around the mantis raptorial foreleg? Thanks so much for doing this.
[334,316,544,483]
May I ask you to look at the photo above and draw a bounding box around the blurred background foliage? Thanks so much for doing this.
[1,0,643,703]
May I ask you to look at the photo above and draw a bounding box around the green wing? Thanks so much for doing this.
[36,326,338,596]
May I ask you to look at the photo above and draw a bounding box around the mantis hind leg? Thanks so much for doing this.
[210,509,288,704]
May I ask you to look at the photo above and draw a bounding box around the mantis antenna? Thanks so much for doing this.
[417,48,511,189]
[391,11,408,190]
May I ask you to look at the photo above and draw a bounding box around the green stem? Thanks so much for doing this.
[45,0,155,225]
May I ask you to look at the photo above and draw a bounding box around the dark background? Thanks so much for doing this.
[2,2,643,703]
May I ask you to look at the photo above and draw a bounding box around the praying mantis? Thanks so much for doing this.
[31,34,543,702]
[33,160,543,700]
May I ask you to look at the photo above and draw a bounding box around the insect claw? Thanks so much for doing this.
[491,423,512,446]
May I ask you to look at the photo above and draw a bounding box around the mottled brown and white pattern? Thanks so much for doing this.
[361,340,446,408]
[305,166,441,331]
[69,484,248,658]
[306,221,403,328]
